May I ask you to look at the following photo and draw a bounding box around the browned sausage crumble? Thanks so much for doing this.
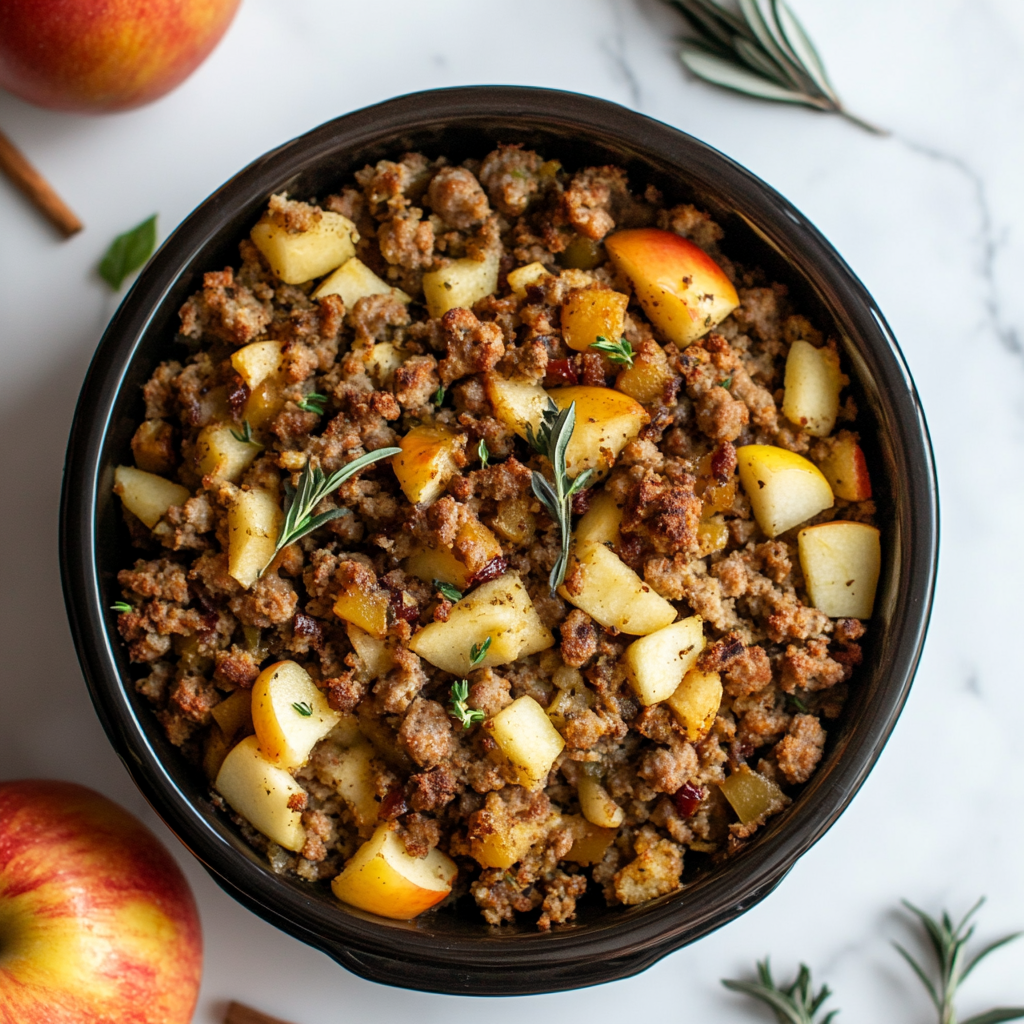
[112,145,877,930]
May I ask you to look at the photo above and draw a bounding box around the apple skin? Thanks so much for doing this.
[0,780,202,1024]
[605,228,739,347]
[0,0,241,113]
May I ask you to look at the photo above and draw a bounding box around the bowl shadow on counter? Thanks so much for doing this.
[61,87,937,995]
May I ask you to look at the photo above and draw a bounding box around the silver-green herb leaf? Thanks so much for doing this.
[230,420,262,447]
[99,214,158,289]
[478,437,490,468]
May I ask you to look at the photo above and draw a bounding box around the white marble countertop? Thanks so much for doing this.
[2,0,1023,1019]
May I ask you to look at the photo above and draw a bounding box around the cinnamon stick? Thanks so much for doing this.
[224,1001,299,1024]
[0,128,82,237]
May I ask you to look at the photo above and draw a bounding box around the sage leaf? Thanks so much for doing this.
[99,214,157,290]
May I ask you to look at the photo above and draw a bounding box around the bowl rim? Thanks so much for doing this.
[60,85,938,994]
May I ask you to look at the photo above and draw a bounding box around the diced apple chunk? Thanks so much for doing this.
[782,340,842,437]
[575,490,623,548]
[130,419,175,474]
[230,340,283,390]
[210,688,253,742]
[408,574,552,675]
[333,581,390,640]
[331,824,457,920]
[487,695,566,789]
[250,209,356,285]
[113,465,189,529]
[313,256,411,307]
[471,798,559,870]
[215,735,307,851]
[365,342,406,385]
[666,668,723,742]
[346,624,394,681]
[403,545,473,591]
[506,261,552,297]
[558,542,676,635]
[798,521,881,619]
[422,252,500,319]
[577,774,625,828]
[615,341,674,405]
[491,496,536,545]
[251,660,340,769]
[484,374,549,439]
[561,288,629,353]
[623,616,705,706]
[317,739,380,831]
[605,228,739,347]
[392,425,465,505]
[736,444,834,538]
[194,422,260,483]
[563,814,617,866]
[549,386,650,477]
[818,434,872,501]
[227,488,282,588]
[719,765,786,826]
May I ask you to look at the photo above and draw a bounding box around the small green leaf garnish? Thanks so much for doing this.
[469,637,492,668]
[433,385,446,407]
[788,694,808,713]
[719,375,733,389]
[230,420,262,447]
[478,438,490,468]
[111,601,133,614]
[297,392,328,415]
[99,214,158,290]
[590,335,635,368]
[434,580,463,603]
[449,679,485,729]
[526,400,595,594]
[292,701,313,717]
[722,959,837,1024]
[259,448,400,578]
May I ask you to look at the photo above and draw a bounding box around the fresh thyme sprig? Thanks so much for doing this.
[895,899,1024,1024]
[434,579,463,603]
[259,447,400,578]
[526,400,595,594]
[297,392,327,415]
[291,701,313,717]
[230,420,262,447]
[664,0,885,135]
[111,601,133,614]
[478,438,490,468]
[590,335,634,368]
[449,679,485,729]
[469,637,492,668]
[722,960,837,1024]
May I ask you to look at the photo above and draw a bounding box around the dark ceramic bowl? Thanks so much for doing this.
[60,87,937,996]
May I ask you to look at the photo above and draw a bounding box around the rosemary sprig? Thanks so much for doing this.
[230,420,262,447]
[292,701,313,717]
[434,579,463,603]
[478,438,490,468]
[111,601,133,614]
[259,447,400,577]
[895,899,1024,1024]
[469,637,492,667]
[526,400,595,594]
[722,959,837,1024]
[590,335,634,368]
[449,679,485,729]
[297,392,327,415]
[664,0,885,134]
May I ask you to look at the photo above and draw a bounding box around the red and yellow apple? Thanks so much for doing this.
[0,779,202,1023]
[818,434,872,501]
[605,228,739,347]
[736,444,834,538]
[0,0,241,113]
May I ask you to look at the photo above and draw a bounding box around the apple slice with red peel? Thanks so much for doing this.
[605,228,738,347]
[818,434,872,501]
[331,824,457,920]
[798,521,881,619]
[736,444,834,538]
[782,340,842,437]
[250,660,340,769]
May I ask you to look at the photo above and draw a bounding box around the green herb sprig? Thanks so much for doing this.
[478,438,490,468]
[111,601,133,614]
[590,335,634,368]
[292,701,313,717]
[433,385,446,407]
[99,214,158,289]
[259,448,400,578]
[434,580,463,603]
[230,420,262,447]
[297,393,328,415]
[526,400,594,594]
[449,679,485,730]
[719,375,734,389]
[469,637,492,668]
[664,0,885,135]
[722,960,836,1024]
[895,899,1024,1024]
